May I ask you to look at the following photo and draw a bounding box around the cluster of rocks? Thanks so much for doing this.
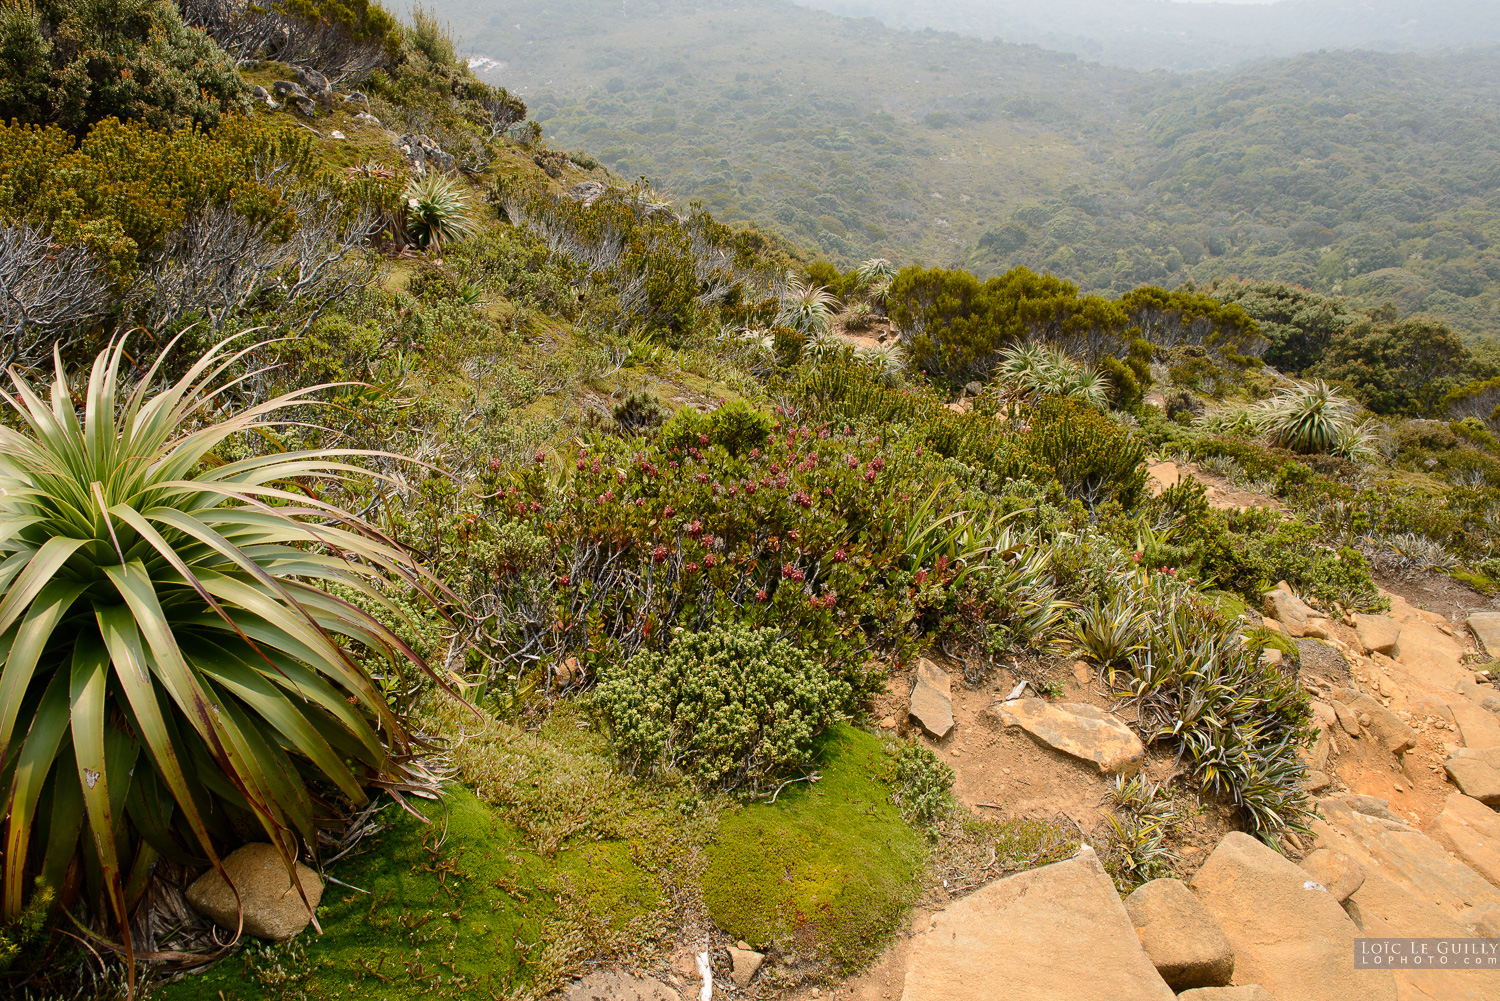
[248,66,381,136]
[898,831,1408,1001]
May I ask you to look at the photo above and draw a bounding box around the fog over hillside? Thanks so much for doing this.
[803,0,1500,71]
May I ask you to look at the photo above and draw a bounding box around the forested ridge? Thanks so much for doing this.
[437,0,1500,342]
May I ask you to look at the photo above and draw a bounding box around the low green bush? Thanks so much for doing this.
[596,625,852,791]
[1020,397,1146,509]
[0,0,248,134]
[660,398,772,456]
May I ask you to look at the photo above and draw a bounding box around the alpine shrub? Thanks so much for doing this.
[1020,397,1146,509]
[596,625,851,791]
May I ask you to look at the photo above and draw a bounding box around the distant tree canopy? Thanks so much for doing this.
[889,266,1261,384]
[0,0,248,134]
[1207,280,1362,375]
[1313,317,1488,417]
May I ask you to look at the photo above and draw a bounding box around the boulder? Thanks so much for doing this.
[1329,690,1416,753]
[900,846,1174,1001]
[353,111,381,126]
[184,843,323,941]
[1445,746,1500,803]
[1188,831,1395,1001]
[1352,613,1402,656]
[1340,872,1500,1001]
[1176,989,1276,1001]
[1483,695,1500,715]
[994,698,1145,776]
[1431,792,1500,890]
[1263,587,1317,637]
[1303,769,1331,793]
[1330,700,1362,738]
[727,947,763,987]
[271,80,306,99]
[566,180,607,208]
[909,658,954,739]
[1298,847,1364,902]
[295,65,329,95]
[1124,877,1234,990]
[288,95,317,118]
[1468,612,1500,658]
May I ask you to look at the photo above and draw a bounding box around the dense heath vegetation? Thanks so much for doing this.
[436,0,1500,341]
[4,0,1500,998]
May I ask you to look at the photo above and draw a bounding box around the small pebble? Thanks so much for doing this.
[1394,783,1405,792]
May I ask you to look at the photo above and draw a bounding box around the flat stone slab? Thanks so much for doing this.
[1432,792,1500,891]
[1352,613,1401,656]
[1445,746,1500,804]
[1189,831,1396,1001]
[909,657,954,739]
[1468,611,1500,658]
[1177,989,1275,1001]
[1449,697,1500,748]
[1314,795,1500,932]
[995,698,1145,776]
[1125,877,1234,990]
[901,846,1175,1001]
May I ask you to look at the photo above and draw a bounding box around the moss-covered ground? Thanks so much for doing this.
[157,785,659,1001]
[701,724,926,972]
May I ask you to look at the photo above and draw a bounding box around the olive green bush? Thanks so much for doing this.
[595,625,852,791]
[0,0,248,134]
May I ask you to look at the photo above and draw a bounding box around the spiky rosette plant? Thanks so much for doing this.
[0,338,445,971]
[404,172,476,250]
[1253,379,1361,455]
[778,275,838,336]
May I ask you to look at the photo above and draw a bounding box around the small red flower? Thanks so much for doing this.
[488,457,501,471]
[755,587,768,602]
[652,545,668,563]
[664,505,676,518]
[534,450,545,464]
[915,569,928,586]
[703,553,718,568]
[559,574,571,586]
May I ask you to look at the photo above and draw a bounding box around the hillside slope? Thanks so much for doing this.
[437,0,1500,340]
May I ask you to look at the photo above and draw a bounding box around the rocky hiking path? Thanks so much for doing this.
[569,463,1500,1001]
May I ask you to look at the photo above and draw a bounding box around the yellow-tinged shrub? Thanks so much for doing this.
[0,116,399,278]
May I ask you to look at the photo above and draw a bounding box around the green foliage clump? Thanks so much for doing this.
[701,725,924,969]
[0,0,248,134]
[1313,317,1481,417]
[0,115,389,277]
[1253,379,1372,458]
[157,787,660,1001]
[0,339,439,935]
[660,398,772,456]
[596,625,851,791]
[1209,279,1362,374]
[1020,397,1147,508]
[1077,568,1313,841]
[887,738,954,828]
